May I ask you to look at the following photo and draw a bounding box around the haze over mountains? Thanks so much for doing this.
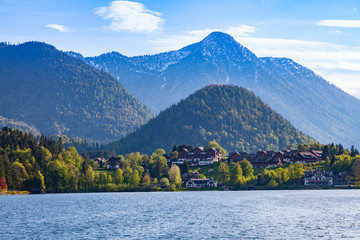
[0,42,153,142]
[73,32,360,148]
[105,85,315,154]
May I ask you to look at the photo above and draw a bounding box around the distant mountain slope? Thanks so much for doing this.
[0,42,153,141]
[0,115,40,136]
[104,85,315,154]
[79,32,360,147]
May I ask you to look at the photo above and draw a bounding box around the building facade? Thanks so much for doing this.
[304,169,333,186]
[176,147,222,166]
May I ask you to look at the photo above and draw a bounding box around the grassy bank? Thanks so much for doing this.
[0,191,30,195]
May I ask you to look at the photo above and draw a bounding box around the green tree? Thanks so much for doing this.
[322,145,330,160]
[325,156,330,166]
[218,162,230,185]
[205,141,227,155]
[114,169,124,184]
[130,170,140,186]
[275,168,289,184]
[351,157,360,180]
[170,151,178,160]
[38,170,45,188]
[230,163,243,185]
[151,155,169,179]
[332,155,353,174]
[123,166,133,184]
[266,179,278,188]
[240,159,254,179]
[99,172,108,186]
[152,149,166,157]
[11,162,27,190]
[168,164,182,188]
[152,178,158,184]
[351,145,359,157]
[160,177,170,187]
[108,175,112,184]
[86,166,94,185]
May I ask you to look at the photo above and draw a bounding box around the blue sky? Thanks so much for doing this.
[1,0,360,98]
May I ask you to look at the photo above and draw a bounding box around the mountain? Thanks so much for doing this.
[78,32,360,148]
[0,42,153,142]
[0,115,40,136]
[104,85,315,155]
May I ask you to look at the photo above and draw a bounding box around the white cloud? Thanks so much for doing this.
[186,25,256,38]
[95,1,164,33]
[226,25,256,37]
[317,20,360,28]
[45,24,70,32]
[329,30,342,34]
[151,25,256,52]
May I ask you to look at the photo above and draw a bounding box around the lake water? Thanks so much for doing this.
[1,190,360,239]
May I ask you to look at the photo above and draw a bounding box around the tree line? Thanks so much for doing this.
[0,127,184,192]
[1,126,360,193]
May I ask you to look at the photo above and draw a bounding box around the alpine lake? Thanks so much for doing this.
[1,190,360,239]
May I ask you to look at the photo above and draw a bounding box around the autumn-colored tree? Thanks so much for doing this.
[142,173,151,187]
[0,177,7,192]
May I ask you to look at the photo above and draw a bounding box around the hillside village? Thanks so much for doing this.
[97,145,355,190]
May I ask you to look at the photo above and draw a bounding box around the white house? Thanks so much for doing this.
[185,179,218,188]
[304,169,333,186]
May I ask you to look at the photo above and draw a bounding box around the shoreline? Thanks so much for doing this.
[0,191,30,195]
[2,186,359,195]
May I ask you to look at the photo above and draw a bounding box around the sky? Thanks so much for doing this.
[1,0,360,98]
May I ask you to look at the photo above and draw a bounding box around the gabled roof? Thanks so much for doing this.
[107,157,121,166]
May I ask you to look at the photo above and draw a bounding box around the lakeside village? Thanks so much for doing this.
[97,145,356,190]
[1,126,360,194]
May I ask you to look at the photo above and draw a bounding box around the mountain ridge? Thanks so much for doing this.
[0,41,153,141]
[73,32,360,148]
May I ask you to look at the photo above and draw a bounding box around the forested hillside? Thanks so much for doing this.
[0,127,95,192]
[0,42,153,142]
[80,32,360,148]
[104,85,315,154]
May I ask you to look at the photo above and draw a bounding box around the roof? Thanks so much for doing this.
[187,178,217,183]
[107,157,121,166]
[182,172,200,179]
